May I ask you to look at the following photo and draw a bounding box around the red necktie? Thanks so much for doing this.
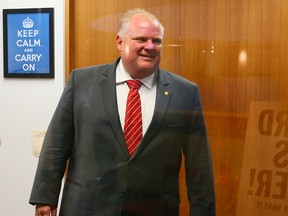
[124,80,142,156]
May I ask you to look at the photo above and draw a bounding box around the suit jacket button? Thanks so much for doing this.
[121,191,126,197]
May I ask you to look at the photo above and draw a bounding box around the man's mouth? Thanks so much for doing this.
[140,54,155,59]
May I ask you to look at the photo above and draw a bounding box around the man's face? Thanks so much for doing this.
[116,14,163,79]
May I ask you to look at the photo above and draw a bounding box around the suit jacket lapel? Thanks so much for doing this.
[99,59,130,157]
[133,69,172,157]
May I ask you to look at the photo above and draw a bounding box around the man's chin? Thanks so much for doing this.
[139,60,159,69]
[140,65,157,72]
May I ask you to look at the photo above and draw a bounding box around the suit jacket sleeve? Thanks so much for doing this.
[29,71,75,206]
[183,86,215,216]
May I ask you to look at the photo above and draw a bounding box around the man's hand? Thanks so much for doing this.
[35,204,57,216]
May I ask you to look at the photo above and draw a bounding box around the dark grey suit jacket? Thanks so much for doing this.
[29,58,215,216]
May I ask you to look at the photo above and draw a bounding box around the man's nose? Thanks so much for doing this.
[144,40,157,50]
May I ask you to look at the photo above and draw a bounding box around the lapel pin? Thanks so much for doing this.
[164,91,169,96]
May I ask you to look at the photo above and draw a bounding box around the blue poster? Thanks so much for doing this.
[3,8,54,78]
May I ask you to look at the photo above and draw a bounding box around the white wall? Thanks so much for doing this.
[0,0,65,215]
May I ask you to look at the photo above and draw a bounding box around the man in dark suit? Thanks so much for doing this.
[30,8,215,216]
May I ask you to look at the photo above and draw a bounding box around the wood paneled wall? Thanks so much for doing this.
[65,1,288,215]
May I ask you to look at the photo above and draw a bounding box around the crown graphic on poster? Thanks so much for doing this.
[23,17,34,28]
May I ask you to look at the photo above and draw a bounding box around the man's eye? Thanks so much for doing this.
[139,39,147,42]
[132,37,162,46]
[153,39,162,46]
[133,37,146,42]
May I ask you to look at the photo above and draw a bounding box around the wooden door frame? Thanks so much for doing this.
[65,0,74,80]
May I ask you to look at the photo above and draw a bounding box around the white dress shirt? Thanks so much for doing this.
[116,60,157,136]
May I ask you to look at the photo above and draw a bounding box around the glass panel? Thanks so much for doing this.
[66,0,288,215]
[178,1,288,215]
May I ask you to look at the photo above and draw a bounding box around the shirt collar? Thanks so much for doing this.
[116,59,157,90]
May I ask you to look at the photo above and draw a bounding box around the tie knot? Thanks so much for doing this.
[126,80,142,90]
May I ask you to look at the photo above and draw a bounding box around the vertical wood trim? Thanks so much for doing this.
[65,0,75,81]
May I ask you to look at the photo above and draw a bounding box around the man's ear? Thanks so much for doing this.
[116,35,122,51]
